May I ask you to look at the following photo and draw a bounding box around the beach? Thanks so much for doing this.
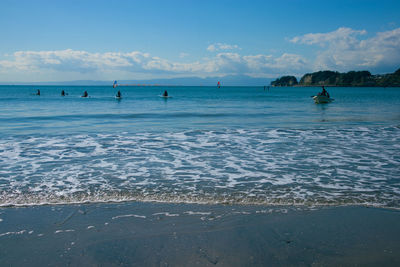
[1,202,400,266]
[0,85,399,265]
[1,0,400,265]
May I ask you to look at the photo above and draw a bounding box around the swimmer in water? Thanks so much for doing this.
[319,86,330,97]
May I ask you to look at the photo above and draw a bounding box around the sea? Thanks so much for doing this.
[0,85,399,209]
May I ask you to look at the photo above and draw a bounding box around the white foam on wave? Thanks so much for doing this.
[112,214,146,220]
[54,229,75,234]
[0,142,22,161]
[184,211,212,215]
[0,230,27,237]
[152,212,179,217]
[1,126,399,208]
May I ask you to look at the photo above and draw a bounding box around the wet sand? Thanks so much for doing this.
[0,202,399,266]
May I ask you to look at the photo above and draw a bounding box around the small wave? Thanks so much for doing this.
[112,214,146,220]
[0,127,399,209]
[0,230,28,237]
[54,229,75,234]
[0,190,398,210]
[0,112,246,123]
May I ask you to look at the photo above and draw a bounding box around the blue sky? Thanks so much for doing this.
[0,0,399,82]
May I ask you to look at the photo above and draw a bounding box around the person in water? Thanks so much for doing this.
[319,86,330,97]
[82,91,88,97]
[36,89,40,96]
[61,90,65,96]
[162,90,168,97]
[116,90,121,98]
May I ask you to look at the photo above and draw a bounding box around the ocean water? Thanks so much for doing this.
[0,85,399,208]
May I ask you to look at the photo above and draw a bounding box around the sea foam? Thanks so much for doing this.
[0,127,399,208]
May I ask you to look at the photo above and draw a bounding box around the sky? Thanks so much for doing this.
[0,0,399,82]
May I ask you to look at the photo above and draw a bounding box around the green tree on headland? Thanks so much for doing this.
[374,68,400,87]
[299,70,374,86]
[270,76,298,86]
[271,68,400,87]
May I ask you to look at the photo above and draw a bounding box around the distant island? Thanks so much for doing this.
[271,68,400,87]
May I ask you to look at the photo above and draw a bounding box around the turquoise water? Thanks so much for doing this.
[0,85,399,208]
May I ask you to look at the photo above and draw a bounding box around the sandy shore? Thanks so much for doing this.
[0,202,399,266]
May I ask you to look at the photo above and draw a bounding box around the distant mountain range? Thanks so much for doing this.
[0,75,273,86]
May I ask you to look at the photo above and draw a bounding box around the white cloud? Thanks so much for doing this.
[290,27,367,46]
[291,27,400,72]
[1,27,398,82]
[0,49,146,73]
[244,53,307,72]
[0,49,307,81]
[207,43,240,52]
[203,52,308,76]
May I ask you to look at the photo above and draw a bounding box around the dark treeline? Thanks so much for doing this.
[271,68,400,87]
[270,76,298,87]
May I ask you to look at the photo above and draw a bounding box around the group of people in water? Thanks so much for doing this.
[35,87,329,100]
[34,89,170,98]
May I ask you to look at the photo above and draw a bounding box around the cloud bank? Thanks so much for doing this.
[291,27,400,72]
[0,49,308,81]
[0,27,399,81]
